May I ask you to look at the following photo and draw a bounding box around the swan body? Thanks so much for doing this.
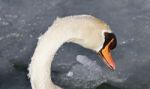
[28,15,117,89]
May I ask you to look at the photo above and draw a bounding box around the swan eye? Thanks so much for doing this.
[103,32,117,50]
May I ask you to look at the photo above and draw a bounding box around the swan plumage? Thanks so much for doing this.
[28,15,117,89]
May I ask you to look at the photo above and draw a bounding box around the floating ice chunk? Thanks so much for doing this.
[67,71,73,77]
[76,55,94,66]
[76,55,102,72]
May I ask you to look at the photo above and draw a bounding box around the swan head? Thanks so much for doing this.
[80,24,117,70]
[65,15,117,70]
[56,15,117,70]
[97,31,117,70]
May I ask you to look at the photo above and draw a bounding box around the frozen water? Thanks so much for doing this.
[67,71,73,77]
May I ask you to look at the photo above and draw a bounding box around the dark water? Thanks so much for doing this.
[96,83,120,89]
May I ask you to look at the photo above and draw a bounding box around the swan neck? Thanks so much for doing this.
[29,29,71,89]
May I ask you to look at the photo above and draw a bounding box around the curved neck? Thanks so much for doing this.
[29,28,77,89]
[28,15,112,89]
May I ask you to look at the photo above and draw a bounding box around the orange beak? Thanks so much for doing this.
[97,39,116,70]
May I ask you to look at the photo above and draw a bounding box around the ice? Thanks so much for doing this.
[76,55,102,72]
[67,71,73,77]
[76,55,93,65]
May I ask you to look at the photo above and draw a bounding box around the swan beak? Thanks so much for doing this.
[97,39,116,70]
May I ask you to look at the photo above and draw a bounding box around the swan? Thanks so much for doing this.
[28,15,117,89]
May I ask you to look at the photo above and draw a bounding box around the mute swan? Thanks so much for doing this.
[28,15,117,89]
